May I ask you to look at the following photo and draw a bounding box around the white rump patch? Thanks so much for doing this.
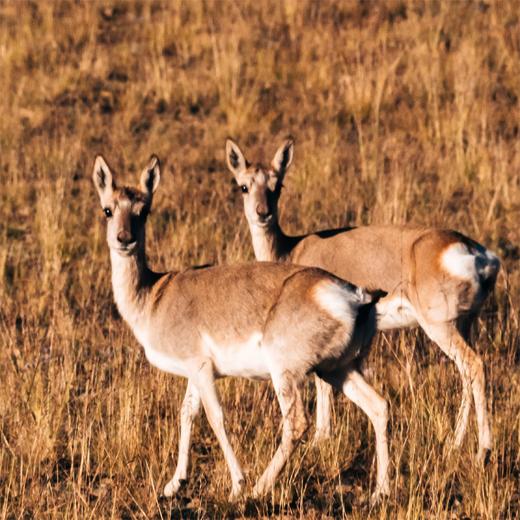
[313,280,357,327]
[201,331,270,380]
[441,243,479,280]
[376,295,418,330]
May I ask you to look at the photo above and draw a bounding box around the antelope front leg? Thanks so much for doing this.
[164,380,200,497]
[195,365,245,501]
[313,375,332,442]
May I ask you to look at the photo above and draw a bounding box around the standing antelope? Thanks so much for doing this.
[225,137,500,462]
[92,154,390,502]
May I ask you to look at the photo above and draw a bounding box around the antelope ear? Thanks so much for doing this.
[140,155,161,196]
[92,155,115,206]
[225,138,247,179]
[271,137,294,176]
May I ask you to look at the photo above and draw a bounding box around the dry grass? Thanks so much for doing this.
[0,0,519,518]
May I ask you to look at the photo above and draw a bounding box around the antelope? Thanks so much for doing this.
[92,154,390,502]
[225,137,500,462]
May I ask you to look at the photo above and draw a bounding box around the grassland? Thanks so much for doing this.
[0,0,519,518]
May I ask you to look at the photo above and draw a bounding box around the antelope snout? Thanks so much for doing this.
[256,204,271,220]
[117,230,134,245]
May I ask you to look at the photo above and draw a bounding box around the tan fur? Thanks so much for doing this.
[226,138,500,460]
[92,154,390,502]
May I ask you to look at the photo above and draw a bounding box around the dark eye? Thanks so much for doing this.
[103,208,112,218]
[241,185,248,194]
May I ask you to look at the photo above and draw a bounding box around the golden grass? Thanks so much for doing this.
[0,0,519,518]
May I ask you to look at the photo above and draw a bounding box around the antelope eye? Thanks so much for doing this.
[103,207,112,218]
[241,185,248,194]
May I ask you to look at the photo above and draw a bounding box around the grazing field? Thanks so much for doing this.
[0,1,519,518]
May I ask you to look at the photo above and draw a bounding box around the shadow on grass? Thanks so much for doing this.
[157,456,375,518]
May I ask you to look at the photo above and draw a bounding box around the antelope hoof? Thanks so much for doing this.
[228,479,245,502]
[251,481,268,500]
[369,491,384,508]
[370,484,389,507]
[477,447,491,466]
[163,477,187,497]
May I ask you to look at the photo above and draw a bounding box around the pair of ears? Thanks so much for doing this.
[225,138,295,178]
[93,155,161,204]
[93,138,295,202]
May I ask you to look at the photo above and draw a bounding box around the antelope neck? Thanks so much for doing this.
[109,244,154,328]
[249,220,286,262]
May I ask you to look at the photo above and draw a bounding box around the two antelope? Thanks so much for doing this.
[93,155,389,502]
[225,137,500,463]
[92,133,499,503]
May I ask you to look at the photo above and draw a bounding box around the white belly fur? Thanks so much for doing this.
[130,320,270,380]
[202,332,271,380]
[144,346,189,377]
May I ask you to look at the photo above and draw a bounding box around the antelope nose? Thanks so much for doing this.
[117,230,133,245]
[256,204,270,218]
